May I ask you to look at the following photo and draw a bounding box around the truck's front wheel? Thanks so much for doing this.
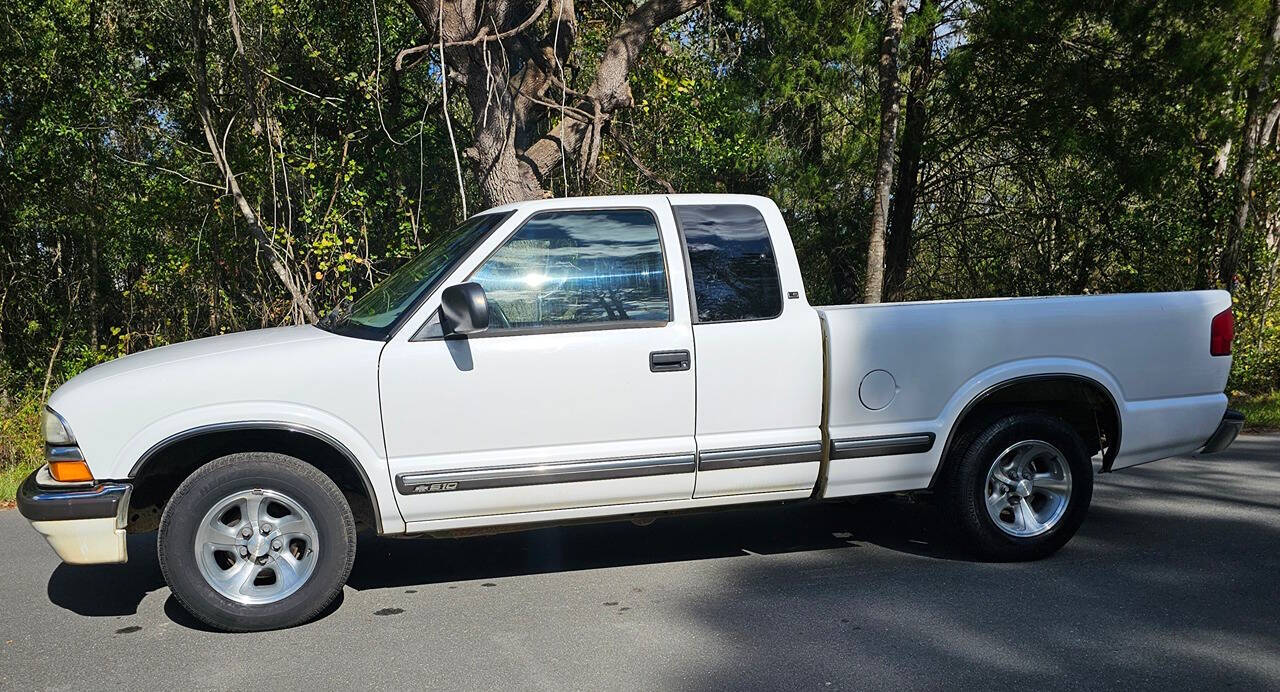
[940,412,1093,561]
[158,453,357,631]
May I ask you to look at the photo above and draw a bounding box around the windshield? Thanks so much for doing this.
[318,211,512,339]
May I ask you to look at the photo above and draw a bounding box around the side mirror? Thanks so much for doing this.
[440,282,490,336]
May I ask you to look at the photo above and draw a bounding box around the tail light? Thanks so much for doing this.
[1210,308,1234,356]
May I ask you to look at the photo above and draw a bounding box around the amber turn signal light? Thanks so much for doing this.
[49,460,94,483]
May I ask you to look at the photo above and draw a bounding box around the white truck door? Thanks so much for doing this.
[380,203,697,524]
[668,198,824,499]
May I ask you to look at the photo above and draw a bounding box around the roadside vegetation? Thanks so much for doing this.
[1234,392,1280,431]
[0,389,42,505]
[3,0,1280,501]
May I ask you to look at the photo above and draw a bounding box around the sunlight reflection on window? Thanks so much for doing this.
[470,210,670,329]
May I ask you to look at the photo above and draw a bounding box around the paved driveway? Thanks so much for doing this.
[2,435,1278,690]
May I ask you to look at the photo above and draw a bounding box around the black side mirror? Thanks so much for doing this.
[440,282,490,336]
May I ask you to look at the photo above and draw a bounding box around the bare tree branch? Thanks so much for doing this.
[396,0,550,70]
[191,5,319,323]
[520,0,702,185]
[439,2,469,216]
[1263,97,1280,145]
[110,152,224,190]
[611,132,676,193]
[396,0,700,205]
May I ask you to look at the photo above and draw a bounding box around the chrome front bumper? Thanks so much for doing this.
[16,466,132,564]
[1201,409,1245,455]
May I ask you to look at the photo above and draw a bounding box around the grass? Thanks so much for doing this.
[0,463,36,508]
[0,390,43,508]
[1233,391,1280,432]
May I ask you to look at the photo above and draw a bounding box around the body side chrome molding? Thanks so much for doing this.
[696,442,823,471]
[830,433,936,459]
[396,453,696,495]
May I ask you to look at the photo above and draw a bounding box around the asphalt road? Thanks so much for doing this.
[2,435,1278,691]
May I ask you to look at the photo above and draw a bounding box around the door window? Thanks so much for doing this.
[674,204,783,323]
[469,209,670,331]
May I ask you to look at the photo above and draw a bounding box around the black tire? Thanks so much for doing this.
[158,453,356,631]
[939,411,1093,561]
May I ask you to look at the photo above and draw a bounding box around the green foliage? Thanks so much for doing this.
[0,384,44,505]
[1230,258,1280,393]
[2,0,1279,501]
[1232,391,1280,431]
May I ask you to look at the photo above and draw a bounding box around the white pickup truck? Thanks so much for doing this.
[19,194,1243,631]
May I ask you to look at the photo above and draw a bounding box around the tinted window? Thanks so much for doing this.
[469,209,670,331]
[675,204,782,322]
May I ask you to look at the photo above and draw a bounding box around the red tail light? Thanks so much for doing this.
[1210,308,1234,356]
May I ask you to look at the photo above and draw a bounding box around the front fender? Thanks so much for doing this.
[112,403,404,535]
[115,401,404,532]
[117,402,380,475]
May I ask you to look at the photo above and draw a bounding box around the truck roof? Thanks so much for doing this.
[482,193,777,215]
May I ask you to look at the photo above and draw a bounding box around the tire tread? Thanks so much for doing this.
[157,452,356,632]
[939,410,1093,562]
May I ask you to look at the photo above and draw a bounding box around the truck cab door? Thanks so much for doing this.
[668,198,824,498]
[379,202,697,526]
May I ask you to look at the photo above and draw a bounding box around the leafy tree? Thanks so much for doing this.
[395,0,704,205]
[4,0,1280,495]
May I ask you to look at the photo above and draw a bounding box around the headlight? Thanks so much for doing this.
[40,407,76,445]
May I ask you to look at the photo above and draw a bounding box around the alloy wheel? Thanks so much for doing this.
[983,440,1073,538]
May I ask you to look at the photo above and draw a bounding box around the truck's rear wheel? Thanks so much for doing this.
[940,412,1093,561]
[158,453,356,631]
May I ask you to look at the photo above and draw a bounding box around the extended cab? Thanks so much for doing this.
[18,194,1243,631]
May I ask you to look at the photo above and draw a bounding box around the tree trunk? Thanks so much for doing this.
[1222,0,1280,291]
[1264,97,1280,144]
[88,222,101,349]
[863,0,909,304]
[1194,138,1232,289]
[884,19,936,302]
[1259,216,1280,352]
[87,0,102,349]
[401,0,701,208]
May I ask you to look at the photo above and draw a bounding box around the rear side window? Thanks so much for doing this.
[674,204,783,323]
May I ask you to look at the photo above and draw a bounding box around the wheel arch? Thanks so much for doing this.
[127,422,386,534]
[929,373,1123,489]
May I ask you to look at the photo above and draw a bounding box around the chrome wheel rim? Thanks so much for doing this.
[983,440,1073,538]
[194,489,319,605]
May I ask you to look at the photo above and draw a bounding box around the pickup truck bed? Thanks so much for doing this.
[18,193,1241,631]
[819,290,1231,497]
